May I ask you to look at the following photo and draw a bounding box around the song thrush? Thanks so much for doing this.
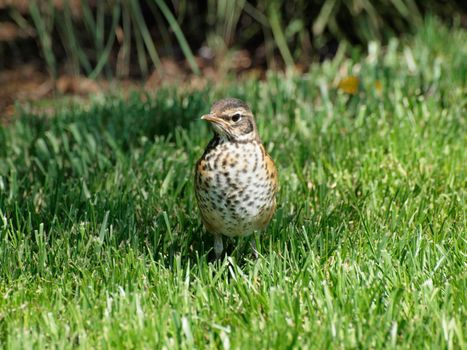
[195,98,278,258]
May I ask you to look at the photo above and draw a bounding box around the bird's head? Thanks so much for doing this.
[201,98,259,142]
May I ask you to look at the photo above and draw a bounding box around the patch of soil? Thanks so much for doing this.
[0,51,279,125]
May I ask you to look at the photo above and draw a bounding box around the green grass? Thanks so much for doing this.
[0,19,465,349]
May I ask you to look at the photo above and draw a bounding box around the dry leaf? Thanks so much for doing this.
[338,76,359,94]
[375,80,383,94]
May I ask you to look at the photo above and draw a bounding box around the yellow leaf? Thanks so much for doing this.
[375,80,383,94]
[338,76,359,94]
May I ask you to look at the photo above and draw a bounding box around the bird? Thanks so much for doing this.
[194,98,278,258]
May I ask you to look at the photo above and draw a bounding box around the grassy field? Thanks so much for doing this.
[0,19,465,349]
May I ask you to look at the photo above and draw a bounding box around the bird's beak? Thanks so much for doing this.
[201,113,231,136]
[201,113,223,124]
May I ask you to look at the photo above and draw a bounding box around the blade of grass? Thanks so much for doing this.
[243,1,269,27]
[153,0,200,75]
[89,5,121,79]
[267,2,294,67]
[312,0,337,36]
[28,1,57,79]
[80,0,96,37]
[59,0,93,75]
[117,3,132,78]
[268,2,294,67]
[129,0,162,72]
[80,0,104,69]
[217,0,246,45]
[131,4,149,77]
[8,8,34,33]
[147,1,176,58]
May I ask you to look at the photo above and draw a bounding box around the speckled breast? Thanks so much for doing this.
[195,139,277,237]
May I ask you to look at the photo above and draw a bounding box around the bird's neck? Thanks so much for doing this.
[212,132,260,144]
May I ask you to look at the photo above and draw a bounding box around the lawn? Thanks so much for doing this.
[0,19,465,349]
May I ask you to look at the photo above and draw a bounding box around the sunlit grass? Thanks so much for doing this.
[0,20,465,348]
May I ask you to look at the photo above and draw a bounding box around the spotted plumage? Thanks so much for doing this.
[195,98,278,258]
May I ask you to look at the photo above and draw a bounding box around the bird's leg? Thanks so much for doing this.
[250,237,259,259]
[214,235,223,259]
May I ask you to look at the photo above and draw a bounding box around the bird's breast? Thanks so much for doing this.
[195,140,277,237]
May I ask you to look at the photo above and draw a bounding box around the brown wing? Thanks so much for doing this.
[261,144,278,195]
[257,144,278,230]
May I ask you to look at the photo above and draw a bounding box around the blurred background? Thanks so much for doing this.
[0,0,465,118]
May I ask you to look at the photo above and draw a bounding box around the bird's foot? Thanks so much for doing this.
[250,239,259,259]
[214,235,224,259]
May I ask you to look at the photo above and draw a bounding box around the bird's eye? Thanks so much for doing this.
[231,114,241,122]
